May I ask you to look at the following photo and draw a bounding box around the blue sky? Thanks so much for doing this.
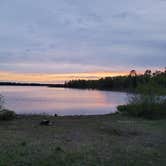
[0,0,166,76]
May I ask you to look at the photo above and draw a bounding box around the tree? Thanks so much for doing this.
[144,70,151,77]
[129,70,137,77]
[129,70,137,89]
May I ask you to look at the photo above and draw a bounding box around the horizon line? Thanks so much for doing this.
[0,68,165,84]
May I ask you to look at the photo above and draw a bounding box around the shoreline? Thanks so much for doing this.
[0,82,64,88]
[0,84,131,93]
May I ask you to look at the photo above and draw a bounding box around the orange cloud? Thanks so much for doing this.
[0,71,128,83]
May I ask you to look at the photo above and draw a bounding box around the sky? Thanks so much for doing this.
[0,0,166,83]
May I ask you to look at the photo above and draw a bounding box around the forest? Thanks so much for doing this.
[65,68,166,92]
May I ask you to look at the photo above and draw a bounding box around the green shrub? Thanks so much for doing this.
[117,80,166,119]
[0,109,16,121]
[117,101,166,119]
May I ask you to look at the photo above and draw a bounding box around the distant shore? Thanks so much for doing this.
[0,81,130,92]
[0,82,64,87]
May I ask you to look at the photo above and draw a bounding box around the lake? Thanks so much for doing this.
[0,86,128,116]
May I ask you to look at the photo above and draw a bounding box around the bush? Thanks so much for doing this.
[117,100,166,119]
[0,109,16,121]
[117,82,166,119]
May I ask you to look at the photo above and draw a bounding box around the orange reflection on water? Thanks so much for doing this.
[0,86,127,115]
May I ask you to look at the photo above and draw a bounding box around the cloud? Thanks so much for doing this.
[0,0,166,75]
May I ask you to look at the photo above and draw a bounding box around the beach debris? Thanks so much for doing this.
[40,119,52,126]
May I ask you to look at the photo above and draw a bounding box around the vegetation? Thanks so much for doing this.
[0,109,16,120]
[0,82,64,87]
[117,101,166,119]
[117,76,166,119]
[65,68,166,92]
[0,95,16,121]
[0,114,166,166]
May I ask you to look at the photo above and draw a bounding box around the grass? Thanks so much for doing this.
[0,114,166,166]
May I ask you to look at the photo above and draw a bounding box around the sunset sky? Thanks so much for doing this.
[0,0,165,83]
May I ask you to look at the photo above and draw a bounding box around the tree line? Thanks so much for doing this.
[65,68,166,92]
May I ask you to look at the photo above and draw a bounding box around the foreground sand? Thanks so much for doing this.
[0,114,166,166]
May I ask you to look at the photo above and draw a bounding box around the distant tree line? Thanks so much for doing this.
[65,68,166,92]
[0,82,64,88]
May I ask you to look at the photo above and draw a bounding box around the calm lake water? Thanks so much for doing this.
[0,86,128,116]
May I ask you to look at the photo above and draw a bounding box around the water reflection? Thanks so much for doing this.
[0,86,127,116]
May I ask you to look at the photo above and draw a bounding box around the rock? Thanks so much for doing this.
[54,114,58,117]
[40,120,52,126]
